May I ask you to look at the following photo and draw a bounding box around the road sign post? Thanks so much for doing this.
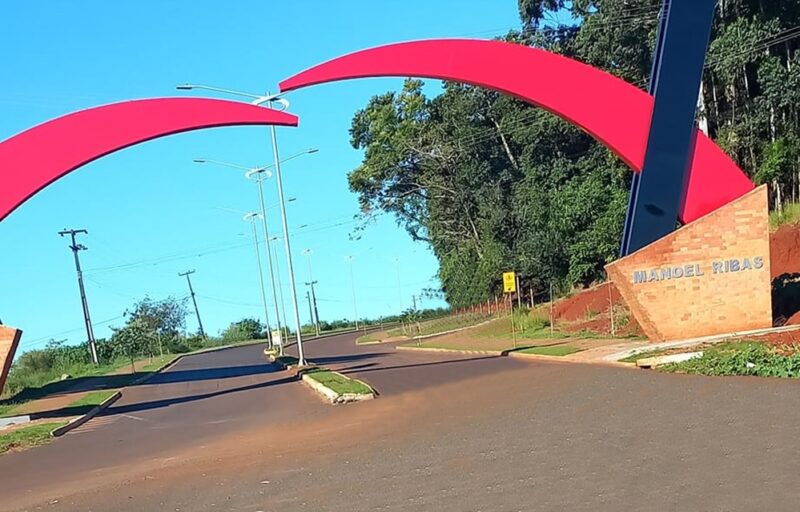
[503,272,517,347]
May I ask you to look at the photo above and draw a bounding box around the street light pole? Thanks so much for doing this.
[393,257,403,312]
[177,83,312,366]
[250,175,283,348]
[269,236,289,342]
[268,100,307,366]
[244,213,274,348]
[345,256,359,330]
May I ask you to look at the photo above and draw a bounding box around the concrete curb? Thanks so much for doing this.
[605,324,800,362]
[50,390,121,437]
[636,351,704,368]
[47,350,191,439]
[264,350,376,404]
[396,345,503,356]
[300,371,375,405]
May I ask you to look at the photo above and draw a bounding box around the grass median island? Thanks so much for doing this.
[304,368,373,396]
[0,421,68,455]
[516,345,582,357]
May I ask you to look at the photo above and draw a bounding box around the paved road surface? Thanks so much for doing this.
[4,332,800,511]
[0,331,523,510]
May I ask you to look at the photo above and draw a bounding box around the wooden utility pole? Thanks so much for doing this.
[59,229,98,364]
[179,270,206,339]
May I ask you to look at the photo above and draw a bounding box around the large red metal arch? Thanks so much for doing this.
[0,98,298,222]
[280,38,753,224]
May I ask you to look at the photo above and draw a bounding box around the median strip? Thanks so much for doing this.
[265,349,375,404]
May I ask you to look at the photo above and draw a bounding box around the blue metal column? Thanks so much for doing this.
[619,0,717,256]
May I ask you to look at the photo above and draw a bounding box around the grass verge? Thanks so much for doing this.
[356,332,383,344]
[0,422,68,455]
[305,369,372,395]
[659,341,800,377]
[516,345,582,357]
[66,390,118,409]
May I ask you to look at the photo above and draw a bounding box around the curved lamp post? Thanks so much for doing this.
[179,81,313,365]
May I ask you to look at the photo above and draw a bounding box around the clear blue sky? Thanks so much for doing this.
[0,1,521,352]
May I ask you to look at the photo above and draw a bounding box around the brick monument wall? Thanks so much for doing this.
[606,185,772,341]
[0,326,22,395]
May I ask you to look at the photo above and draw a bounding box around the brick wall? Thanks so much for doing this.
[606,185,772,341]
[0,326,22,395]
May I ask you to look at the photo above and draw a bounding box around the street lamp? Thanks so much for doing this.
[268,235,289,342]
[180,82,309,365]
[345,256,359,331]
[244,212,274,349]
[194,158,285,349]
[393,257,403,312]
[302,248,320,336]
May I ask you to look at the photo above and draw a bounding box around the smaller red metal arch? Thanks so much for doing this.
[0,98,299,222]
[280,39,754,223]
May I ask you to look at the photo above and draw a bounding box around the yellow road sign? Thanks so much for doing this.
[503,271,516,293]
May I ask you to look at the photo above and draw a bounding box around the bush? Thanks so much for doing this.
[662,343,800,378]
[221,318,265,343]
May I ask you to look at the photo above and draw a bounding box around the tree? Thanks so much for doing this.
[111,318,153,373]
[125,296,188,358]
[220,318,265,343]
[348,0,800,307]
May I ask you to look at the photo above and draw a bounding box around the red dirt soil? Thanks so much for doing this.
[770,223,800,325]
[551,282,643,336]
[770,223,800,279]
[552,282,620,322]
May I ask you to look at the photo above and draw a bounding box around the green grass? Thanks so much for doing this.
[0,422,67,455]
[769,202,800,230]
[517,345,582,357]
[66,390,117,409]
[356,332,382,344]
[305,369,373,395]
[660,341,800,377]
[139,354,181,373]
[0,402,24,418]
[387,312,494,339]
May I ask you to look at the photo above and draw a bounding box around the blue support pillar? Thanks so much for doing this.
[619,0,717,256]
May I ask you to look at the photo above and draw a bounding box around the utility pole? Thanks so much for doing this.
[58,229,99,364]
[306,281,320,336]
[179,270,206,339]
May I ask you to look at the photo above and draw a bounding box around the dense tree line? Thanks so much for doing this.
[347,0,800,307]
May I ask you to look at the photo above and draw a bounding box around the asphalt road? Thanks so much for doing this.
[0,331,524,510]
[4,332,800,511]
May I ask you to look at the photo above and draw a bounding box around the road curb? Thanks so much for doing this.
[505,350,632,367]
[396,345,503,356]
[300,371,375,405]
[48,352,190,439]
[50,390,121,437]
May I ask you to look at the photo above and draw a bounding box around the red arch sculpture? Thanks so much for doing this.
[280,38,753,224]
[0,98,298,221]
